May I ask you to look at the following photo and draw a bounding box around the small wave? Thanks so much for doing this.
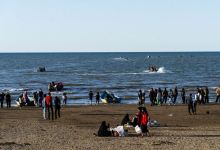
[1,88,30,92]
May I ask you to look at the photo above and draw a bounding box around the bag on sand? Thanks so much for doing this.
[135,125,142,133]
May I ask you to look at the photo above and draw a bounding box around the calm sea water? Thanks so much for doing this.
[0,52,219,106]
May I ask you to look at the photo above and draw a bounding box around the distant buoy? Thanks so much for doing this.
[148,56,150,58]
[179,55,182,57]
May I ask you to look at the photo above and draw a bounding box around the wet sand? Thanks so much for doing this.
[1,103,220,149]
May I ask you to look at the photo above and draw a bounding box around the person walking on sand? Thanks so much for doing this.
[142,90,146,106]
[138,90,142,106]
[38,88,43,107]
[46,93,54,120]
[204,87,209,103]
[149,88,154,106]
[6,92,11,108]
[19,95,23,109]
[89,91,94,105]
[186,93,194,115]
[173,86,178,104]
[54,96,61,119]
[156,88,162,106]
[0,92,5,108]
[96,92,100,105]
[215,86,220,103]
[42,94,47,119]
[181,88,186,104]
[62,93,67,105]
[140,107,150,137]
[162,88,168,104]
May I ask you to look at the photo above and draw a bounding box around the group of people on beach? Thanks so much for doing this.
[0,92,11,108]
[139,86,218,107]
[97,107,150,137]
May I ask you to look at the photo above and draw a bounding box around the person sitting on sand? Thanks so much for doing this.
[186,93,194,115]
[140,107,150,137]
[121,113,131,126]
[97,121,112,136]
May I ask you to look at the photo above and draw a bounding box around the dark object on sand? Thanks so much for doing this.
[207,111,209,114]
[98,121,112,136]
[121,113,131,126]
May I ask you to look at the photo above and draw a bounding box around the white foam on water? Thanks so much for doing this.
[1,88,30,92]
[143,67,172,74]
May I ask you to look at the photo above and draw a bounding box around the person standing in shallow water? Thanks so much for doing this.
[181,88,186,104]
[62,93,67,105]
[89,91,93,105]
[215,86,220,103]
[173,86,178,104]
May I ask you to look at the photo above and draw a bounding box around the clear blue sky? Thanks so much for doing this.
[0,0,219,52]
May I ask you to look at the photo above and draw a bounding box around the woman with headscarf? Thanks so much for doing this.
[121,113,130,126]
[138,90,142,106]
[136,107,142,126]
[142,91,145,106]
[98,121,112,136]
[140,107,150,137]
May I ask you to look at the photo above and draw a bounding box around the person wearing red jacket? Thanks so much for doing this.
[140,107,150,137]
[46,93,54,120]
[136,107,142,126]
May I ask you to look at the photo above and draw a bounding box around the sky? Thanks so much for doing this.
[0,0,219,52]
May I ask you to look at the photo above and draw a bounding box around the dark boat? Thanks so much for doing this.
[37,67,46,72]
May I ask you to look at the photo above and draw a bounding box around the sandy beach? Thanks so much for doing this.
[1,103,220,149]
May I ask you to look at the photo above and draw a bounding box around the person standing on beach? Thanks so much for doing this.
[142,90,146,106]
[62,93,67,105]
[0,92,5,108]
[42,94,47,119]
[138,90,142,106]
[96,92,100,105]
[89,91,94,105]
[215,86,220,103]
[173,86,178,104]
[162,88,168,104]
[33,92,38,107]
[200,87,205,104]
[6,92,11,108]
[149,88,154,106]
[186,93,194,115]
[38,89,43,107]
[181,88,186,104]
[153,89,157,105]
[54,96,61,119]
[156,88,162,106]
[204,87,209,103]
[168,89,174,105]
[140,107,150,137]
[46,93,54,120]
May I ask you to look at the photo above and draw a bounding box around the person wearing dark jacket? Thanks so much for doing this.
[38,89,43,107]
[153,89,157,105]
[204,87,209,103]
[121,113,130,126]
[6,92,11,108]
[149,88,154,106]
[162,88,168,104]
[89,91,93,105]
[173,86,178,104]
[200,87,205,104]
[54,96,61,119]
[0,92,5,108]
[181,88,186,104]
[96,92,100,105]
[186,93,194,115]
[138,90,142,106]
[98,121,112,136]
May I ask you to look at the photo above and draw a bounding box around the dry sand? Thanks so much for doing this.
[1,103,220,150]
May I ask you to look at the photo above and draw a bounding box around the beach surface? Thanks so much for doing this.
[1,103,220,149]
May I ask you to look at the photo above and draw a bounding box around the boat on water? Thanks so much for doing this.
[100,91,122,103]
[15,93,35,106]
[48,82,63,91]
[37,67,46,72]
[149,66,158,72]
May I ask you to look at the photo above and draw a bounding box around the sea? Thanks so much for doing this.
[0,52,219,106]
